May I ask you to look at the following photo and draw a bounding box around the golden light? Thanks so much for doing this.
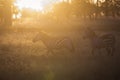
[14,0,62,11]
[14,0,43,11]
[12,12,22,19]
[93,0,105,4]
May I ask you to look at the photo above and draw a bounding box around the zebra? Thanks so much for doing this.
[32,31,75,54]
[83,27,116,56]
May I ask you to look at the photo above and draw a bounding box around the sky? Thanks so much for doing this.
[14,0,62,11]
[14,0,102,11]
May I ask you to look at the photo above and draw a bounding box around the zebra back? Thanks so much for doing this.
[83,27,116,56]
[32,32,75,53]
[84,27,97,39]
[100,34,116,47]
[33,31,51,42]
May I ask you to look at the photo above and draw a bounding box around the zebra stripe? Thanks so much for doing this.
[84,28,116,56]
[32,32,75,53]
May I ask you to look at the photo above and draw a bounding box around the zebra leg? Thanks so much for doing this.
[92,48,100,56]
[106,47,113,56]
[111,47,115,56]
[48,50,54,54]
[68,42,75,53]
[91,48,95,56]
[62,38,75,53]
[46,47,54,55]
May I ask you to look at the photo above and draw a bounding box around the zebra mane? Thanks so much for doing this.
[37,31,53,38]
[40,31,49,35]
[85,27,97,38]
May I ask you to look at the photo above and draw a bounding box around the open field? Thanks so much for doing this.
[0,19,120,80]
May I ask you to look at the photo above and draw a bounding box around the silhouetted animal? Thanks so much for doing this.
[83,28,116,56]
[33,31,75,53]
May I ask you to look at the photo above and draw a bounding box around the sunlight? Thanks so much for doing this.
[14,0,101,12]
[12,12,22,19]
[14,0,62,11]
[14,0,43,11]
[93,0,105,4]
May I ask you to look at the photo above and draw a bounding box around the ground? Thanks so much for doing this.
[0,18,120,80]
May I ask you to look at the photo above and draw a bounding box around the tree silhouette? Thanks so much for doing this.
[0,0,14,27]
[53,2,72,22]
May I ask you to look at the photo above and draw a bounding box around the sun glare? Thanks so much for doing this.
[14,0,43,11]
[14,0,62,11]
[93,0,105,4]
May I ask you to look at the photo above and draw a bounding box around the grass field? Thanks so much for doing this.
[0,18,120,80]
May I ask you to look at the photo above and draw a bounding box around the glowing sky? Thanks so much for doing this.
[14,0,103,11]
[14,0,62,11]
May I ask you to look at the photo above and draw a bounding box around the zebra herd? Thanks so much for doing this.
[32,28,116,56]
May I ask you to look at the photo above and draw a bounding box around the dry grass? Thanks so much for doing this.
[0,19,120,80]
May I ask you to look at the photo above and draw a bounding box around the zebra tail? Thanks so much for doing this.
[64,37,75,53]
[70,41,75,53]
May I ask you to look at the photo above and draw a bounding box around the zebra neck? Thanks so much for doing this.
[90,35,98,41]
[40,36,52,43]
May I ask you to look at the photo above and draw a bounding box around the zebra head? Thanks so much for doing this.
[32,33,40,43]
[83,27,97,40]
[32,31,50,43]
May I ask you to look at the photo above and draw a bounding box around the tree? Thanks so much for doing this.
[100,0,120,18]
[0,0,14,27]
[53,2,72,22]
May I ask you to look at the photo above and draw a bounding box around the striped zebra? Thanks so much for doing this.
[83,28,116,56]
[32,31,75,53]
